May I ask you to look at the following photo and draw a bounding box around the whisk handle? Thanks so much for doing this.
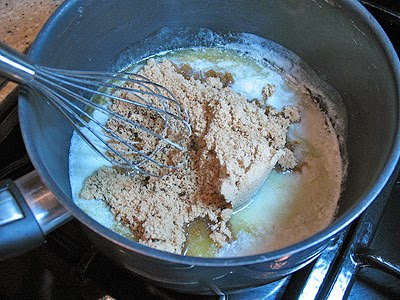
[0,42,36,84]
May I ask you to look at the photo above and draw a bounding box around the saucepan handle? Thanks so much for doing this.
[0,41,36,84]
[0,171,71,261]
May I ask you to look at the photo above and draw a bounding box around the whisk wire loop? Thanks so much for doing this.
[35,66,191,176]
[35,72,186,152]
[38,68,191,132]
[49,86,175,169]
[39,67,191,130]
[0,42,191,176]
[39,87,144,172]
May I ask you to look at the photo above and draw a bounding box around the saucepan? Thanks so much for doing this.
[0,0,399,294]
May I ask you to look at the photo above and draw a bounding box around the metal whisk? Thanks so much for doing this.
[0,42,191,176]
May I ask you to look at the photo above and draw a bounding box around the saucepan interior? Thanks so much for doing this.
[18,0,400,292]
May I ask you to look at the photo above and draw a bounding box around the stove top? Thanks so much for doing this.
[1,1,400,299]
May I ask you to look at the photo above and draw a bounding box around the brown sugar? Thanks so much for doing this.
[262,83,276,101]
[282,106,301,123]
[172,63,235,87]
[80,59,299,254]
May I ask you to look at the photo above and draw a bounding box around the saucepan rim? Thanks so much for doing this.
[19,0,400,267]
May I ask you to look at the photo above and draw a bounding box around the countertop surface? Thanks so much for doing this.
[1,0,62,52]
[0,0,63,103]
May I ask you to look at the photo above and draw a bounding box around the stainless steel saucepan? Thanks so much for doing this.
[0,0,399,294]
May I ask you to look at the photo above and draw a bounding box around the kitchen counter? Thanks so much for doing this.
[0,0,63,103]
[1,0,62,52]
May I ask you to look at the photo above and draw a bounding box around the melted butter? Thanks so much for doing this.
[164,48,265,72]
[183,219,218,257]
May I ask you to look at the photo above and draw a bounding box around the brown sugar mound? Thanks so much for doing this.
[80,59,299,254]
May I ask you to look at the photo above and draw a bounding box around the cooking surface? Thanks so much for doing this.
[0,0,400,299]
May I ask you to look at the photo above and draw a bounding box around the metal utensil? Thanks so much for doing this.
[0,42,191,176]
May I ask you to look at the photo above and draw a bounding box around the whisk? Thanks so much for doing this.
[0,42,191,176]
